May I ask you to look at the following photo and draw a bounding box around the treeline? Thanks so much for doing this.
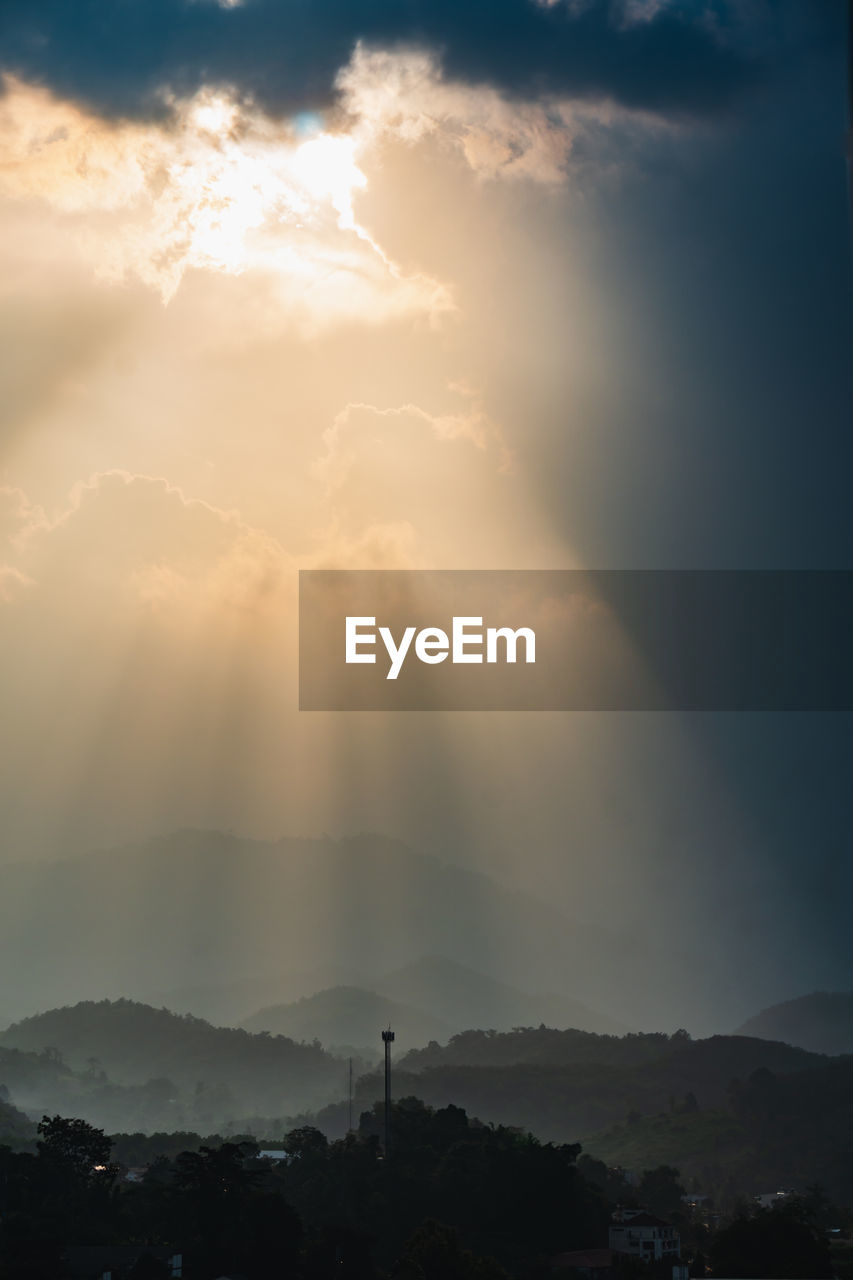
[0,1104,842,1280]
[356,1033,825,1144]
[0,1102,608,1279]
[399,1027,692,1071]
[398,1027,821,1080]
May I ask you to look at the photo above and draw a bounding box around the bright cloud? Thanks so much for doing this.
[0,76,452,320]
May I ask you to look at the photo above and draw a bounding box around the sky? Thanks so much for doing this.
[0,0,851,1034]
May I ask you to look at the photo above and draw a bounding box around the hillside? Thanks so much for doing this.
[0,999,346,1120]
[364,1032,825,1145]
[398,1026,819,1075]
[583,1106,747,1180]
[584,1056,853,1207]
[399,1026,678,1071]
[241,985,453,1051]
[735,991,853,1056]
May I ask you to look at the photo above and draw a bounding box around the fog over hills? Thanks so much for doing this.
[239,959,627,1053]
[0,999,345,1126]
[0,829,659,1031]
[734,991,853,1057]
[4,828,840,1037]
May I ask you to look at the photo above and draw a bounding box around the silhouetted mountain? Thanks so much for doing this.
[148,967,364,1027]
[399,1026,681,1071]
[0,999,345,1120]
[0,830,695,1032]
[368,1030,824,1144]
[375,956,630,1036]
[734,991,853,1056]
[241,985,453,1050]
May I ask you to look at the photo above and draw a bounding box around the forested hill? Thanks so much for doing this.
[0,999,345,1117]
[399,1026,823,1075]
[370,1031,827,1144]
[584,1054,853,1208]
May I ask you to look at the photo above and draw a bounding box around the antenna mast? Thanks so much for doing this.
[381,1027,395,1156]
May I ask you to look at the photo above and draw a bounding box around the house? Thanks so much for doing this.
[609,1208,681,1262]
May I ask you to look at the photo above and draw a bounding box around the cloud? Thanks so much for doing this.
[0,0,762,124]
[0,484,42,549]
[307,392,558,569]
[339,45,580,184]
[316,391,512,490]
[0,77,453,317]
[3,470,294,622]
[0,564,33,602]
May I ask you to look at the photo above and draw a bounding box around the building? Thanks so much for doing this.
[609,1208,681,1262]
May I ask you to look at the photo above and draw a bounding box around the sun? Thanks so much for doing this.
[290,134,368,231]
[162,111,372,283]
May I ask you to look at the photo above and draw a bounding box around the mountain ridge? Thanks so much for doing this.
[0,829,647,1031]
[734,990,853,1057]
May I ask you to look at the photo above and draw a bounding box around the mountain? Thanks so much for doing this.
[362,1030,825,1145]
[734,991,853,1057]
[0,999,346,1121]
[241,985,453,1051]
[0,829,656,1032]
[374,956,630,1037]
[147,967,365,1028]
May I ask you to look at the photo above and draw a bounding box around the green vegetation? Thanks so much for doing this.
[1,1107,847,1280]
[0,1103,605,1279]
[584,1107,747,1179]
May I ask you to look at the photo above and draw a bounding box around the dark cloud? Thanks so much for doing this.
[0,0,762,121]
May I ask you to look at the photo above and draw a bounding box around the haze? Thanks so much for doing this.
[0,0,851,1038]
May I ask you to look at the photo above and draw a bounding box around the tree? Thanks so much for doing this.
[709,1206,832,1279]
[394,1220,510,1280]
[638,1166,685,1220]
[284,1125,329,1158]
[171,1142,302,1276]
[36,1115,113,1182]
